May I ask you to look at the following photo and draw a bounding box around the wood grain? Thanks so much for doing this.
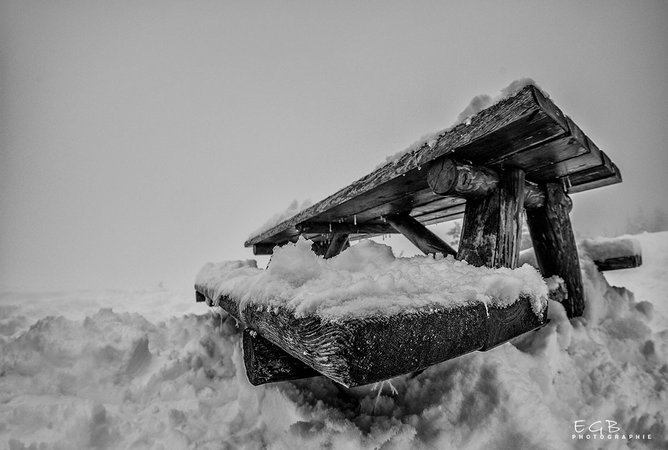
[243,329,321,385]
[194,289,547,387]
[457,168,525,269]
[526,183,584,318]
[386,213,457,256]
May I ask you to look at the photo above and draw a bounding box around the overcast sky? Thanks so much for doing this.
[1,0,666,291]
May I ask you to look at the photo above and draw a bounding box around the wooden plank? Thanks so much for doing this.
[594,255,642,271]
[567,152,620,193]
[253,243,277,255]
[458,168,525,268]
[501,117,599,181]
[243,328,321,385]
[203,291,547,387]
[568,165,621,194]
[218,294,490,387]
[296,222,397,235]
[413,203,467,224]
[483,296,546,350]
[245,85,601,248]
[386,213,457,256]
[526,183,584,318]
[421,87,569,166]
[409,196,466,218]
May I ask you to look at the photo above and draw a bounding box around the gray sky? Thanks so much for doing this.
[1,0,667,291]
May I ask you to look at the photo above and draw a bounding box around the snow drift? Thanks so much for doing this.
[1,232,667,449]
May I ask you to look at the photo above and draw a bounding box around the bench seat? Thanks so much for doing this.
[196,289,546,387]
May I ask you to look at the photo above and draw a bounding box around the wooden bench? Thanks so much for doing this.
[196,84,622,387]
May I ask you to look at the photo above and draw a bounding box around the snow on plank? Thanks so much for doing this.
[195,239,548,387]
[580,237,643,271]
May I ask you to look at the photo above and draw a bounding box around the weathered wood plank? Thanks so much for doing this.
[526,183,584,318]
[297,222,396,235]
[386,213,457,256]
[484,296,546,350]
[220,296,490,387]
[195,289,547,387]
[253,243,277,255]
[243,328,321,385]
[594,255,642,271]
[457,168,525,268]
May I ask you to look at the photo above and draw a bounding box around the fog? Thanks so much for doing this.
[1,0,666,291]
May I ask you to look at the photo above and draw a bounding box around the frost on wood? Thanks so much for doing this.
[382,78,542,167]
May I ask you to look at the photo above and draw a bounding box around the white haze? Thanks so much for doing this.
[1,0,667,292]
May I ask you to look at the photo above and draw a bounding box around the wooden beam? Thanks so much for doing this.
[427,158,545,208]
[202,291,547,387]
[457,168,526,268]
[218,294,490,387]
[242,328,321,386]
[526,183,584,318]
[296,222,397,235]
[594,255,642,271]
[253,243,276,255]
[324,234,350,259]
[484,295,546,350]
[427,158,499,198]
[385,213,457,257]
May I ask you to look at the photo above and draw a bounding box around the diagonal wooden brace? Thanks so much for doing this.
[386,213,456,257]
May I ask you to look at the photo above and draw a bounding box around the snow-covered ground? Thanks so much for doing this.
[1,233,667,449]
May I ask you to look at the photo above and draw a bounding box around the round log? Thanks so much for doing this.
[427,158,546,209]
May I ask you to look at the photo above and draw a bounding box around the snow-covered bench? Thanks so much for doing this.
[520,236,643,272]
[196,83,622,387]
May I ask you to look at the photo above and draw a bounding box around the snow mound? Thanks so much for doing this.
[196,238,548,320]
[580,236,642,261]
[1,232,667,449]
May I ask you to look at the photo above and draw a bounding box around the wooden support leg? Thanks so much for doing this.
[325,234,350,259]
[526,183,584,318]
[386,213,457,257]
[242,328,320,385]
[458,168,526,268]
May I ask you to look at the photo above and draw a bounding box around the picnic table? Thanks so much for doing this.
[196,84,625,387]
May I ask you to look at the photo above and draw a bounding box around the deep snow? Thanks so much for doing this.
[1,232,667,449]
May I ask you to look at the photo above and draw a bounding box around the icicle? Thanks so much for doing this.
[329,223,332,233]
[354,215,357,225]
[370,380,399,413]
